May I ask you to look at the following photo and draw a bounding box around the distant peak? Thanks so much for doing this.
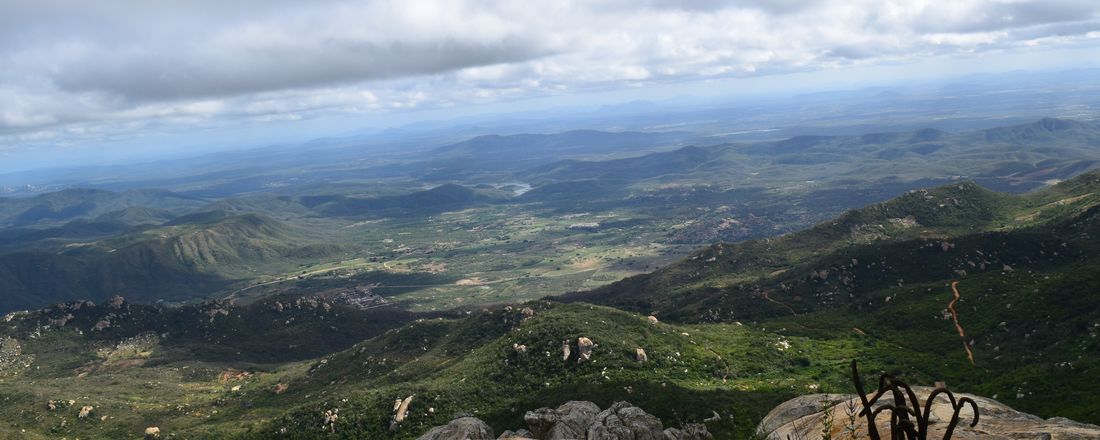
[982,117,1093,142]
[1034,117,1077,131]
[910,127,945,142]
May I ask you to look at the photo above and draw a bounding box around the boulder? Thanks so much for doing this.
[391,395,414,430]
[421,401,705,440]
[647,316,659,325]
[635,348,648,363]
[322,408,339,433]
[78,405,94,419]
[144,426,161,439]
[107,295,126,309]
[525,400,601,440]
[418,416,495,440]
[497,428,535,439]
[755,393,849,437]
[576,337,594,364]
[561,340,571,362]
[587,401,665,440]
[663,423,713,440]
[48,313,74,328]
[758,387,1100,439]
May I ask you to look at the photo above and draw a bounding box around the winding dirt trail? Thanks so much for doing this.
[949,280,976,366]
[761,290,798,316]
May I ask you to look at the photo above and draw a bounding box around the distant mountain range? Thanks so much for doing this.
[0,188,206,227]
[3,118,1100,314]
[521,118,1100,192]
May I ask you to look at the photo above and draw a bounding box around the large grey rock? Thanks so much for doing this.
[758,387,1100,440]
[754,393,849,437]
[418,416,495,440]
[525,400,601,440]
[422,401,712,440]
[497,428,535,439]
[663,423,712,440]
[587,401,665,440]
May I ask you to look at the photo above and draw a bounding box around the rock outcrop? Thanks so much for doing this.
[498,428,535,439]
[587,401,664,439]
[391,395,414,430]
[757,387,1100,440]
[664,423,712,440]
[107,295,126,309]
[78,405,94,419]
[755,393,849,437]
[576,337,594,364]
[417,416,495,440]
[322,408,339,433]
[526,400,601,439]
[419,401,711,440]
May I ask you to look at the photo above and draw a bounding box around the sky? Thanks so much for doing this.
[2,0,1100,171]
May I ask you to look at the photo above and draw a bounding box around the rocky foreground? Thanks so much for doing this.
[418,400,713,440]
[757,386,1100,440]
[415,386,1100,440]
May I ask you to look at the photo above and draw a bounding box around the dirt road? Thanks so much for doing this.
[949,280,976,366]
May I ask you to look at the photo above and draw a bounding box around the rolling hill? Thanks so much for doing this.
[519,145,720,185]
[352,130,691,181]
[431,130,687,159]
[563,171,1100,318]
[0,188,206,227]
[0,214,342,311]
[301,184,503,217]
[518,118,1100,193]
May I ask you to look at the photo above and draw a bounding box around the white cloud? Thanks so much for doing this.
[0,0,1098,153]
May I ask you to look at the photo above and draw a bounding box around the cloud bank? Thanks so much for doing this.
[1,0,1099,154]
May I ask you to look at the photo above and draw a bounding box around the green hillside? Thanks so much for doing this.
[0,189,206,227]
[0,214,343,311]
[565,171,1100,319]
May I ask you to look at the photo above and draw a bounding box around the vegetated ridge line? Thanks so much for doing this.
[949,280,976,366]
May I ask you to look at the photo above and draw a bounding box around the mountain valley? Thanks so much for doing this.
[3,138,1100,438]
